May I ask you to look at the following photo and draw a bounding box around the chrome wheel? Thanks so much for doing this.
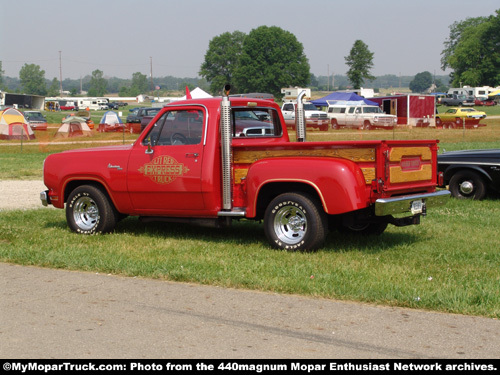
[273,204,307,245]
[264,193,327,251]
[72,196,99,231]
[66,185,117,234]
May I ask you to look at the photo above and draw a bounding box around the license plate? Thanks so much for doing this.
[411,200,424,214]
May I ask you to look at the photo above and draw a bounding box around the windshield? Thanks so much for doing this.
[25,112,45,120]
[303,103,319,111]
[363,107,383,114]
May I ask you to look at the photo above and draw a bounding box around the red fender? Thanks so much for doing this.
[244,157,369,217]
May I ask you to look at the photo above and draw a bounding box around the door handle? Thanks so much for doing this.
[185,153,199,158]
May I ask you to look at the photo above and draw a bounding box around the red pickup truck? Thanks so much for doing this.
[41,87,449,251]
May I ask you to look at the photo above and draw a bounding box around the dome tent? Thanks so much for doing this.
[0,108,36,140]
[98,110,124,132]
[55,117,92,138]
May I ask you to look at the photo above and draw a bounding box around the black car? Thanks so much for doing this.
[438,149,500,200]
[107,102,119,110]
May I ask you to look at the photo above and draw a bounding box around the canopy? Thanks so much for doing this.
[178,87,212,100]
[311,92,378,107]
[0,108,35,140]
[488,90,500,97]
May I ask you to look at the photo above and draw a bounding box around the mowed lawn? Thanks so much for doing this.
[1,110,499,318]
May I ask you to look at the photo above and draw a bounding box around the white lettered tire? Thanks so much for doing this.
[264,192,327,251]
[66,185,117,234]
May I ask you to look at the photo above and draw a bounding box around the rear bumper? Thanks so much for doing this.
[375,190,450,216]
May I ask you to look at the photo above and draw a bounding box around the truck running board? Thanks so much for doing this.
[217,208,247,217]
[139,216,231,228]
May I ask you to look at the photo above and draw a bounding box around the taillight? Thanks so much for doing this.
[438,171,444,186]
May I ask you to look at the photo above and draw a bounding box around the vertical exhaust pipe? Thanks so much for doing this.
[220,84,232,210]
[296,90,307,142]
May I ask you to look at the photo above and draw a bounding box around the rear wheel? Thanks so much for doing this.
[66,185,117,234]
[264,193,327,251]
[449,170,486,200]
[363,121,371,130]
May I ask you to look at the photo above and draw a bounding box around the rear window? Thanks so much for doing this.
[232,108,282,138]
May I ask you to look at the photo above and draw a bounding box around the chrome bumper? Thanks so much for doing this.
[40,190,50,207]
[375,190,450,216]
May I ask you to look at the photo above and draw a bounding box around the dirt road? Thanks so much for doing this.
[0,180,47,210]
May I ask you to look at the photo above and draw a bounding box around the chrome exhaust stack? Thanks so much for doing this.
[296,90,307,142]
[220,84,232,211]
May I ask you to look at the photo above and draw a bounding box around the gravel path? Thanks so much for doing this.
[0,180,48,210]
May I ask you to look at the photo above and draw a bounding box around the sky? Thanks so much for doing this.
[1,0,499,81]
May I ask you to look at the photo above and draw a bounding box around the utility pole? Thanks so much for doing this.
[59,51,63,96]
[150,56,154,96]
[327,64,330,91]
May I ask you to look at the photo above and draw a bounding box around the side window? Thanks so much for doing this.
[283,103,293,111]
[348,107,355,114]
[142,109,204,146]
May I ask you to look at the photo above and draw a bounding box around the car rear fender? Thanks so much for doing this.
[443,164,492,184]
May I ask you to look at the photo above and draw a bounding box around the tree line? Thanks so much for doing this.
[1,9,498,98]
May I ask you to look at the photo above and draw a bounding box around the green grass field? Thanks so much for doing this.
[1,106,499,318]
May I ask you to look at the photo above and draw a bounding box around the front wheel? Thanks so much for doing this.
[66,185,117,234]
[264,193,327,251]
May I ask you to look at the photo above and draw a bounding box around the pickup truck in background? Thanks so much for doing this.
[125,107,163,133]
[327,104,397,130]
[41,86,449,251]
[440,94,475,106]
[281,101,329,131]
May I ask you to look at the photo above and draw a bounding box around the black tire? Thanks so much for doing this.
[363,121,371,130]
[264,193,327,251]
[449,170,486,200]
[331,119,339,130]
[66,185,117,234]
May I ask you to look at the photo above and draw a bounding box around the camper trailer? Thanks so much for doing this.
[77,98,109,111]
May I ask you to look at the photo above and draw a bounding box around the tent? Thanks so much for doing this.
[178,87,213,100]
[55,117,92,138]
[311,92,378,107]
[0,108,36,140]
[98,111,124,132]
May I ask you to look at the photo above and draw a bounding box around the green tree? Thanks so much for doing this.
[345,40,375,89]
[409,71,433,93]
[233,26,310,98]
[440,16,487,71]
[199,31,246,95]
[129,72,149,96]
[47,78,61,96]
[19,63,47,95]
[88,69,107,96]
[441,10,500,87]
